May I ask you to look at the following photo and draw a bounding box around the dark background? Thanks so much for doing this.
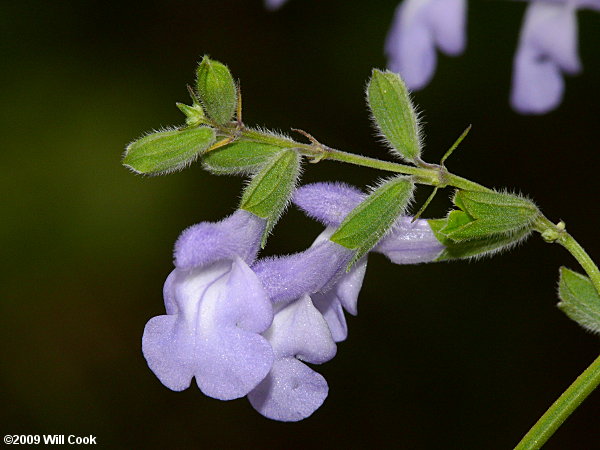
[2,1,599,448]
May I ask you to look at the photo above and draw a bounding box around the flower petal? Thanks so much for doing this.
[213,257,273,333]
[510,2,580,114]
[374,216,444,264]
[311,292,348,342]
[265,294,336,363]
[293,182,364,227]
[333,255,368,316]
[386,0,437,90]
[247,358,328,422]
[163,270,177,315]
[142,314,195,391]
[265,0,288,10]
[174,210,266,269]
[428,0,466,56]
[576,0,600,10]
[195,327,273,400]
[385,0,466,90]
[253,240,353,304]
[143,258,274,400]
[193,258,274,399]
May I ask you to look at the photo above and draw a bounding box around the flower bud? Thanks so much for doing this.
[196,56,237,125]
[123,126,216,175]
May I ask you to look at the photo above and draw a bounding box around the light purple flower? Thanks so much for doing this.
[248,234,356,421]
[293,182,445,264]
[142,210,274,400]
[312,255,367,341]
[142,183,444,421]
[265,0,288,11]
[510,0,599,114]
[247,294,337,422]
[246,180,445,421]
[385,0,467,90]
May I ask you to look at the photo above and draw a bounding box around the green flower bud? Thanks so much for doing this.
[196,56,237,125]
[367,69,422,163]
[123,126,215,175]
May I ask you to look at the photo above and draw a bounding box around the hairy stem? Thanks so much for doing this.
[534,216,600,295]
[238,127,492,193]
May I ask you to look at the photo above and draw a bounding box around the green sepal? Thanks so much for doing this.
[123,126,216,175]
[439,190,540,242]
[203,139,284,175]
[331,176,414,267]
[428,218,530,261]
[441,210,473,236]
[367,69,422,163]
[176,102,205,126]
[558,267,600,334]
[196,56,237,125]
[240,149,301,245]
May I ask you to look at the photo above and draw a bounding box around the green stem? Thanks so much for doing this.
[238,127,492,193]
[514,354,600,450]
[534,216,600,296]
[559,233,600,294]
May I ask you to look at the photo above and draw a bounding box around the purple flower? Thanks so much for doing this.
[248,234,356,421]
[510,0,600,114]
[293,182,445,265]
[142,210,274,400]
[244,181,444,421]
[247,294,338,422]
[265,0,288,11]
[312,253,367,342]
[385,0,467,90]
[142,183,444,421]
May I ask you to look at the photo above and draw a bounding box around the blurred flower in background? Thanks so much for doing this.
[511,0,600,114]
[266,0,600,114]
[385,0,467,91]
[385,0,600,114]
[265,0,289,10]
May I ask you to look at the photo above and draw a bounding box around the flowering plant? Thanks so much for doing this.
[124,56,600,446]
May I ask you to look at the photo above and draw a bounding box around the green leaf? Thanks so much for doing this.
[123,126,216,175]
[240,149,301,245]
[367,69,421,163]
[196,56,237,125]
[203,139,284,175]
[558,267,600,334]
[440,190,539,242]
[429,218,530,261]
[331,176,414,267]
